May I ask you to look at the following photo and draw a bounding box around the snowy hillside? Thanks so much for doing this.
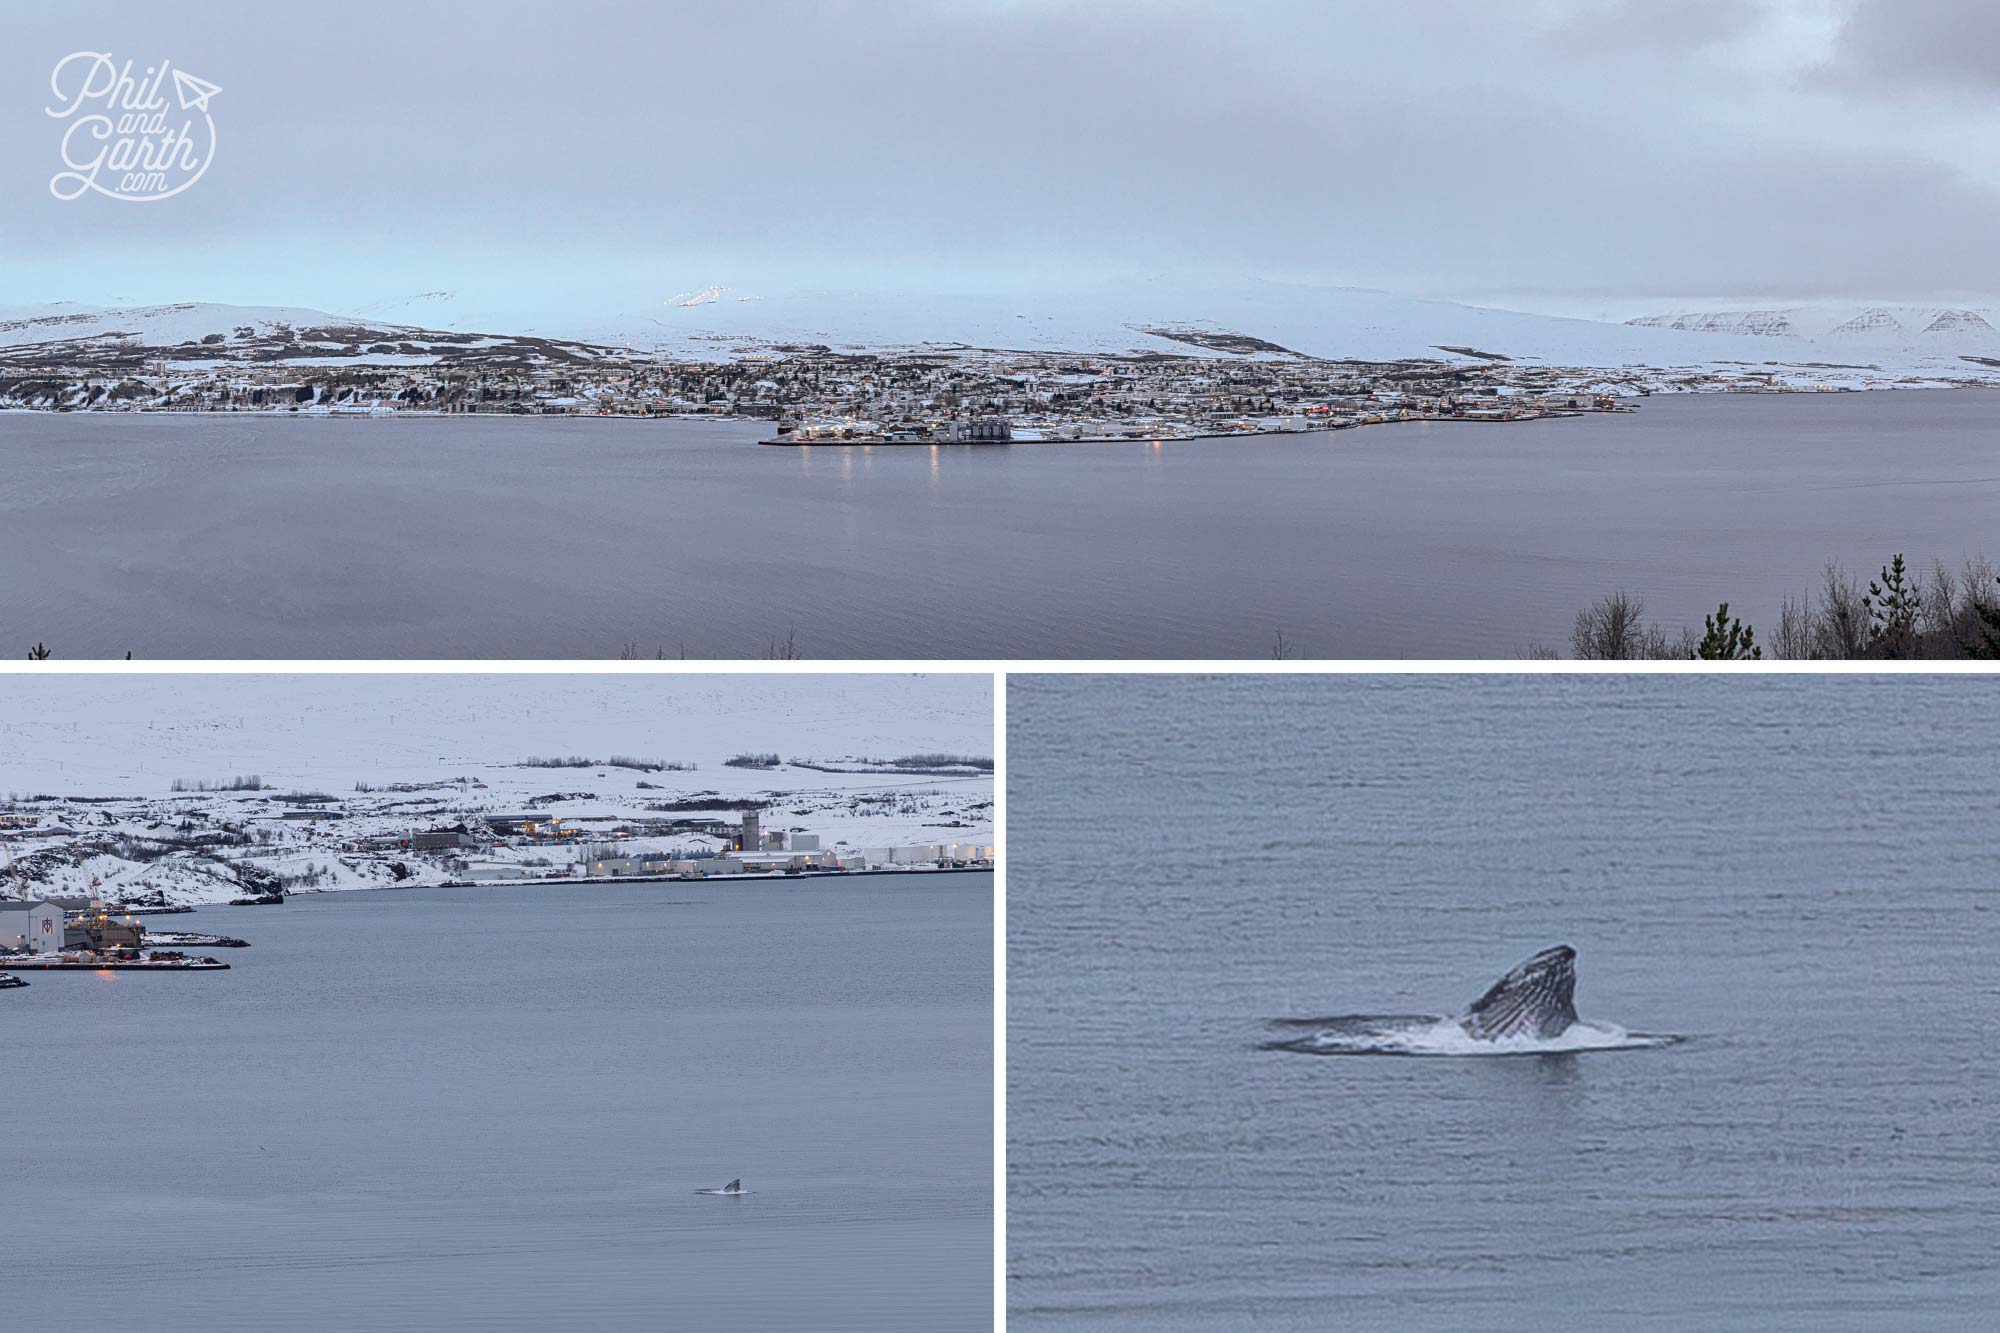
[0,675,994,906]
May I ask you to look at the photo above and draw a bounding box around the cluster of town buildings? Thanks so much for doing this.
[2,795,992,907]
[357,806,992,881]
[0,341,1651,440]
[769,349,1638,442]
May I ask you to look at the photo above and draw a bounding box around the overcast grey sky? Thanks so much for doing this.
[4,0,1998,321]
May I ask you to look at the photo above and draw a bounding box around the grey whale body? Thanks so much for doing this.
[1458,945,1578,1040]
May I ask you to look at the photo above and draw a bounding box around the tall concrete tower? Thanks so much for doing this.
[740,809,760,853]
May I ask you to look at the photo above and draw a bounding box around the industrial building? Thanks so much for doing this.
[587,854,661,878]
[0,898,64,954]
[942,414,1013,443]
[861,843,993,865]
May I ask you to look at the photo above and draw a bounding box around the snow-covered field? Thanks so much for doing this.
[0,675,993,907]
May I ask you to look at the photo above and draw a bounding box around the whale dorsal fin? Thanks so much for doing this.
[1460,946,1578,1040]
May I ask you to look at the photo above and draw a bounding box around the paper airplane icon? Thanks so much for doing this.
[171,68,221,112]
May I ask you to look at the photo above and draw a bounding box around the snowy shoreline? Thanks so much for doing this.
[0,406,738,420]
[422,863,991,890]
[4,373,1997,422]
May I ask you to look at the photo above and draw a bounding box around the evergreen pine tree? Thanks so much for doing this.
[1970,575,2000,659]
[1696,602,1760,659]
[1864,553,1920,657]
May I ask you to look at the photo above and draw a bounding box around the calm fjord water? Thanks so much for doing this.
[1007,675,2000,1330]
[7,876,992,1333]
[2,390,1996,657]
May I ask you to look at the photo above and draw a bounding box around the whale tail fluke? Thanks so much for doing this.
[1459,945,1578,1041]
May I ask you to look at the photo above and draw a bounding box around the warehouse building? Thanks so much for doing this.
[0,899,65,954]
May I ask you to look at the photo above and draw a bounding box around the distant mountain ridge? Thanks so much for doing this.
[1627,303,1999,340]
[554,281,2000,378]
[4,284,1999,386]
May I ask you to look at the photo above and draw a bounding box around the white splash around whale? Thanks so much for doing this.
[1263,1014,1679,1057]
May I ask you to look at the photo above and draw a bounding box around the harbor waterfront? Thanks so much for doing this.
[5,873,994,1333]
[2,389,1994,658]
[0,952,228,969]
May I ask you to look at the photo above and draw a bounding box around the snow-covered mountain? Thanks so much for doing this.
[557,278,1903,366]
[0,301,619,369]
[1627,303,2000,342]
[444,280,2000,385]
[6,282,2000,383]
